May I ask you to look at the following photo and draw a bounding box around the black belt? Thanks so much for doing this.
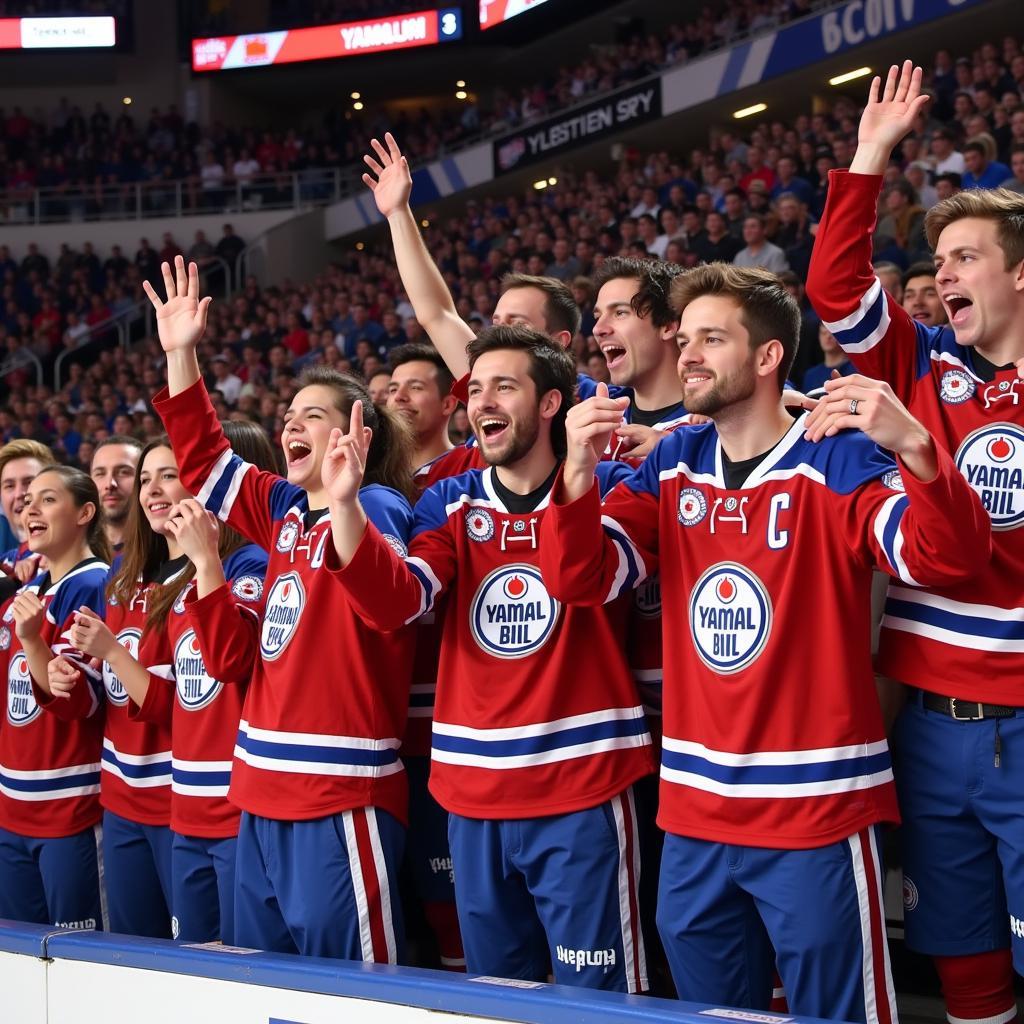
[922,693,1018,721]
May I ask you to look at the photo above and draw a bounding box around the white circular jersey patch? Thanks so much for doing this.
[678,488,708,526]
[7,652,40,726]
[634,572,662,619]
[0,626,11,651]
[955,423,1024,530]
[231,575,264,603]
[260,572,305,661]
[469,564,560,659]
[174,629,222,711]
[689,562,773,675]
[882,470,905,492]
[939,368,976,405]
[276,520,299,553]
[103,628,141,706]
[465,508,495,543]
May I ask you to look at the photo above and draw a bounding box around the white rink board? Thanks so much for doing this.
[48,959,458,1024]
[0,948,47,1024]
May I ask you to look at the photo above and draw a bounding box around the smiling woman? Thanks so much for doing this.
[0,465,110,933]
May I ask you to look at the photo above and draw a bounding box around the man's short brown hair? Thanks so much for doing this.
[500,273,582,337]
[669,263,800,389]
[925,188,1024,268]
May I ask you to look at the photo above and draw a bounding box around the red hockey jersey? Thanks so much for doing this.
[540,417,990,848]
[134,545,266,838]
[808,170,1024,703]
[0,559,108,838]
[100,578,174,826]
[153,380,415,825]
[330,462,655,820]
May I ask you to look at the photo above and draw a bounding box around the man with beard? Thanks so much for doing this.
[89,435,142,555]
[323,325,654,993]
[537,262,990,1022]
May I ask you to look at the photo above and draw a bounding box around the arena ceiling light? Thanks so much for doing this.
[351,91,361,99]
[829,66,872,86]
[455,90,468,99]
[733,103,767,119]
[353,101,364,110]
[533,180,548,190]
[456,79,466,87]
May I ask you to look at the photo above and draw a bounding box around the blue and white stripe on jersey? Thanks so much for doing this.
[882,586,1024,654]
[171,757,232,798]
[601,514,648,603]
[660,737,894,798]
[233,720,403,778]
[821,277,891,355]
[196,448,299,523]
[431,706,650,770]
[0,760,101,801]
[101,738,172,788]
[873,495,920,587]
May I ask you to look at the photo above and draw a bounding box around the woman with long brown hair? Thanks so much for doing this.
[59,423,276,944]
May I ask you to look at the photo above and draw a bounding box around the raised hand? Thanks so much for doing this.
[47,655,81,701]
[14,554,42,584]
[165,499,220,571]
[562,383,631,500]
[851,61,930,174]
[142,255,213,354]
[10,590,45,640]
[803,372,936,479]
[322,399,373,505]
[70,607,118,661]
[361,132,413,220]
[613,423,667,461]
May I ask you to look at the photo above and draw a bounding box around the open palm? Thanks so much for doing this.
[142,255,212,353]
[858,61,929,151]
[361,132,412,219]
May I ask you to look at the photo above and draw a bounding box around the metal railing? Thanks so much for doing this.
[0,347,43,390]
[0,168,358,226]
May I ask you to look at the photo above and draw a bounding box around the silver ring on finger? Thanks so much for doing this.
[849,398,859,415]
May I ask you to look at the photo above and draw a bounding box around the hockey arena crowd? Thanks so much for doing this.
[0,32,1023,1024]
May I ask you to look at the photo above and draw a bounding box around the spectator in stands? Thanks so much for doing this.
[210,356,243,406]
[929,127,965,175]
[691,211,742,264]
[960,139,1012,187]
[874,180,928,264]
[89,435,141,554]
[1003,144,1024,191]
[901,262,947,328]
[873,261,905,304]
[733,214,789,273]
[802,322,854,392]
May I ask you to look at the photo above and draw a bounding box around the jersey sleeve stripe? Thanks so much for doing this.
[873,494,920,587]
[405,556,442,623]
[601,514,647,602]
[827,281,892,355]
[821,276,882,332]
[202,450,251,521]
[195,447,234,510]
